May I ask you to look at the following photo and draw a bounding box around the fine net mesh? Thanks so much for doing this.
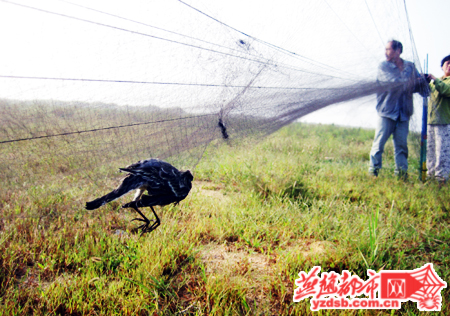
[0,0,425,195]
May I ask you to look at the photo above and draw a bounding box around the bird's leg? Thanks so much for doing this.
[145,206,161,234]
[122,201,152,235]
[132,206,160,235]
[122,201,160,235]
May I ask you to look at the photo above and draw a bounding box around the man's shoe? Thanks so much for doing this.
[369,168,379,177]
[396,170,408,181]
[436,177,447,188]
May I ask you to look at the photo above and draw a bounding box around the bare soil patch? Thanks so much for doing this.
[192,181,230,202]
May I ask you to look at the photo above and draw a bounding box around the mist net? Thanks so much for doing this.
[0,0,426,194]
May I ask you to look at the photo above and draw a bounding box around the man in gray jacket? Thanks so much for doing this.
[369,40,428,178]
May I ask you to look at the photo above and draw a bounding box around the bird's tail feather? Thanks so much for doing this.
[85,196,109,210]
[85,175,144,210]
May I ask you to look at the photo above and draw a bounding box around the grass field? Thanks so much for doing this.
[0,123,448,315]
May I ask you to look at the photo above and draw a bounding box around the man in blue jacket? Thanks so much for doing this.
[369,40,428,178]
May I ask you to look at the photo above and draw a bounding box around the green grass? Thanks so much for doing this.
[0,123,449,315]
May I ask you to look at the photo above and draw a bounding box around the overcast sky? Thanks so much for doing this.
[405,0,449,76]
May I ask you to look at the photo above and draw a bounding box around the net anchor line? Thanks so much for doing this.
[0,113,216,145]
[0,75,359,90]
[176,0,364,80]
[219,64,268,119]
[0,1,271,69]
[1,0,353,81]
[56,0,297,74]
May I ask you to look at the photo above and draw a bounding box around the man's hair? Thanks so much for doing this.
[389,40,403,53]
[441,55,450,67]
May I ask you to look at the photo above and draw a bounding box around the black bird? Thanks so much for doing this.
[85,158,193,235]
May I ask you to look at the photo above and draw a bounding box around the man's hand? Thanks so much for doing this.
[426,74,437,83]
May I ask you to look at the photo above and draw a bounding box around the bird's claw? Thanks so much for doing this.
[135,222,158,236]
[140,222,159,236]
[131,217,158,236]
[124,203,161,236]
[129,217,150,234]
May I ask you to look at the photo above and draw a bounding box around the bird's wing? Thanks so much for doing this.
[121,159,185,193]
[138,193,184,207]
[152,169,192,198]
[120,159,163,180]
[121,159,161,173]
